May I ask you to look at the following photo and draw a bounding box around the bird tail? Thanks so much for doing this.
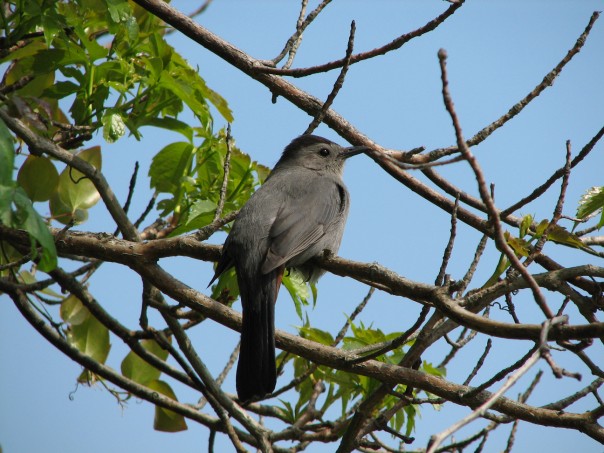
[236,267,283,402]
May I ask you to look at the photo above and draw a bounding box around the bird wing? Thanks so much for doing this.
[261,177,345,274]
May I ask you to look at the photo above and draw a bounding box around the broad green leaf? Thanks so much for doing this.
[149,142,193,194]
[121,339,170,386]
[577,186,604,229]
[0,118,14,186]
[147,379,188,432]
[41,80,80,100]
[72,25,108,62]
[0,40,46,64]
[17,156,59,202]
[106,0,132,24]
[61,295,111,366]
[11,186,57,271]
[138,117,194,142]
[3,54,55,97]
[210,267,239,303]
[504,231,530,257]
[283,269,310,320]
[534,219,549,237]
[171,53,233,122]
[547,224,584,248]
[49,191,89,225]
[519,214,533,237]
[55,146,102,218]
[169,199,217,236]
[298,326,334,346]
[40,4,64,47]
[61,294,90,326]
[422,361,446,378]
[531,220,584,248]
[158,72,210,122]
[102,111,126,143]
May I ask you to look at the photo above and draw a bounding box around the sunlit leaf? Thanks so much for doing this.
[54,146,102,222]
[283,270,311,320]
[577,186,604,229]
[121,339,170,386]
[149,142,193,194]
[482,253,510,288]
[547,224,584,248]
[298,325,334,346]
[17,156,59,202]
[519,214,533,237]
[61,295,111,367]
[504,230,530,257]
[147,379,188,432]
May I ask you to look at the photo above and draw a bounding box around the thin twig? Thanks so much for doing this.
[425,12,601,162]
[427,347,541,453]
[502,127,604,217]
[264,0,463,76]
[435,194,459,286]
[462,338,492,386]
[437,48,553,319]
[305,20,356,134]
[114,161,139,236]
[271,0,332,67]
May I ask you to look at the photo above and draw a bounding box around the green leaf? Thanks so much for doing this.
[138,117,194,142]
[298,326,334,346]
[210,267,239,303]
[158,72,210,121]
[504,231,530,257]
[171,53,233,122]
[422,360,446,378]
[519,214,533,237]
[49,191,89,225]
[102,111,126,143]
[170,198,217,236]
[0,118,15,186]
[40,4,64,47]
[41,80,80,100]
[147,379,188,432]
[121,339,170,386]
[482,253,510,288]
[577,186,604,229]
[283,270,311,320]
[17,156,59,202]
[55,146,102,219]
[106,0,132,24]
[61,295,111,365]
[61,294,91,326]
[534,219,549,237]
[149,142,193,194]
[547,224,584,248]
[72,25,108,62]
[11,186,57,271]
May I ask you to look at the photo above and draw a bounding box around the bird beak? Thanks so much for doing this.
[341,146,370,159]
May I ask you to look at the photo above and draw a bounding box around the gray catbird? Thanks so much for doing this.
[210,134,366,402]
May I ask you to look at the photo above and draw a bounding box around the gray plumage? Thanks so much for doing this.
[210,135,365,402]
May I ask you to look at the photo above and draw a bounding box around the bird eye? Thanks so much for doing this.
[319,148,330,157]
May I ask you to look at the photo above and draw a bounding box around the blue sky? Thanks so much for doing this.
[1,1,604,452]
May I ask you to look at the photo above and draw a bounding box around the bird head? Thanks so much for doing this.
[277,135,368,175]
